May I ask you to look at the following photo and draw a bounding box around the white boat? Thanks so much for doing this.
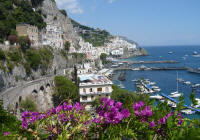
[171,72,183,97]
[168,51,173,54]
[132,68,140,71]
[167,100,177,108]
[153,88,161,92]
[193,51,198,55]
[131,79,137,82]
[150,94,163,100]
[150,82,156,85]
[193,54,200,57]
[177,78,184,82]
[184,81,191,85]
[181,109,196,115]
[169,93,182,98]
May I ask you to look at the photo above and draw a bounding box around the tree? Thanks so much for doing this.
[8,34,18,45]
[190,90,197,106]
[0,48,6,60]
[59,9,67,17]
[100,53,107,64]
[53,76,79,106]
[64,41,71,52]
[18,36,31,52]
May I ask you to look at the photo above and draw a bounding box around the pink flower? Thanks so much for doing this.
[149,121,156,128]
[4,131,10,136]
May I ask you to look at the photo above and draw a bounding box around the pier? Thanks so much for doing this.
[128,60,179,64]
[160,93,200,113]
[113,66,188,71]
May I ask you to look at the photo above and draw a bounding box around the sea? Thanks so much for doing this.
[112,45,200,119]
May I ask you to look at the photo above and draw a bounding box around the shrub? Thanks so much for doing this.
[20,97,37,112]
[25,49,41,70]
[64,41,70,52]
[7,49,22,63]
[18,36,31,52]
[0,48,6,60]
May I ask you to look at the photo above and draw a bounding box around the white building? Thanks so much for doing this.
[78,74,113,110]
[41,23,64,49]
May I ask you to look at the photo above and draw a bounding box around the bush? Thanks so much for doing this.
[0,48,6,60]
[25,49,41,70]
[60,9,67,16]
[100,53,108,65]
[18,36,31,52]
[20,97,37,112]
[64,41,70,52]
[7,49,22,63]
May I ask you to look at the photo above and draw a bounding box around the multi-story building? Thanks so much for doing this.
[41,23,64,49]
[78,74,113,110]
[16,23,39,46]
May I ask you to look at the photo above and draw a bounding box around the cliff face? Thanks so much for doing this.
[39,0,80,46]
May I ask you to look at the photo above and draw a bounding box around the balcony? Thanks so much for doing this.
[80,91,111,96]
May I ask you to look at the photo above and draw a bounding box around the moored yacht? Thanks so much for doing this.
[181,109,196,115]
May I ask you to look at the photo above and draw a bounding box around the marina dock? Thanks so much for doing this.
[160,93,200,113]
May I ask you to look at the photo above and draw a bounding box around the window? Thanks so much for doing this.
[97,88,102,92]
[90,88,93,92]
[91,95,94,100]
[82,96,87,101]
[83,88,86,93]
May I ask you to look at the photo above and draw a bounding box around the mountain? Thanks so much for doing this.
[71,19,113,47]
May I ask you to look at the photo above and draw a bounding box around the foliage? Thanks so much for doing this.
[0,100,34,139]
[18,36,31,52]
[71,19,112,47]
[8,35,18,45]
[64,41,71,52]
[0,48,6,60]
[190,90,198,106]
[60,9,67,17]
[20,97,37,112]
[111,85,149,108]
[30,0,44,7]
[0,0,46,40]
[39,46,54,71]
[53,76,79,106]
[3,97,199,139]
[100,53,108,65]
[7,49,22,63]
[24,49,41,71]
[71,53,86,63]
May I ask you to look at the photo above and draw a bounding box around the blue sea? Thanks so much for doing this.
[112,45,200,119]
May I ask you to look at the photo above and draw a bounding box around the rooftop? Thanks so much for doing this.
[78,74,113,86]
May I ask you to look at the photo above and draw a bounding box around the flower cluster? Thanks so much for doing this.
[94,97,130,124]
[133,101,153,122]
[21,102,84,129]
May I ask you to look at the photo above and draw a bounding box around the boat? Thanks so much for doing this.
[177,78,184,82]
[168,51,173,54]
[181,109,196,115]
[193,51,198,55]
[131,79,137,82]
[118,71,126,81]
[170,72,183,98]
[149,94,163,100]
[132,68,140,71]
[169,93,182,98]
[150,82,156,85]
[184,81,191,85]
[153,87,161,92]
[188,68,200,74]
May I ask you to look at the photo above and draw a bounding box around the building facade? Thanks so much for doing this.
[78,74,113,110]
[16,23,39,46]
[41,23,64,49]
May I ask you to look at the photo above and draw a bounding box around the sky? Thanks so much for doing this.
[55,0,200,46]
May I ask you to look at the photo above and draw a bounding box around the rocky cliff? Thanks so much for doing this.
[38,0,80,46]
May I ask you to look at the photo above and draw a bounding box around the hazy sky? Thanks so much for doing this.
[56,0,200,46]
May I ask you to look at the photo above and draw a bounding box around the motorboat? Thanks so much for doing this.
[131,79,137,82]
[181,109,196,115]
[184,81,191,85]
[132,68,140,71]
[177,78,184,82]
[150,82,156,85]
[193,51,198,55]
[168,51,173,54]
[169,93,182,98]
[149,94,163,100]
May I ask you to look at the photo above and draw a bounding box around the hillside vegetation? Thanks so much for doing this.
[0,0,46,40]
[71,19,112,47]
